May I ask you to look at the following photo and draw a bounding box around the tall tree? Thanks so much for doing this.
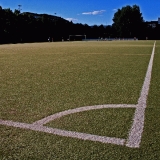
[112,5,144,38]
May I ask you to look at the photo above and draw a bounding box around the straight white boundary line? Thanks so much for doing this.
[0,41,156,148]
[126,41,156,148]
[0,119,125,146]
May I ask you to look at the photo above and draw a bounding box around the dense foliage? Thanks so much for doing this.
[0,5,159,44]
[112,5,144,38]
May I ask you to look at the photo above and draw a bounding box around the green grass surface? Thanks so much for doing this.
[0,41,152,123]
[0,41,159,159]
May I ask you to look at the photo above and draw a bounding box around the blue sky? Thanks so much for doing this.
[0,0,159,25]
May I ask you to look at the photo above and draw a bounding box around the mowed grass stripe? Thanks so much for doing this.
[0,41,153,124]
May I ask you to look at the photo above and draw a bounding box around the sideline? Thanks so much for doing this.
[126,41,156,147]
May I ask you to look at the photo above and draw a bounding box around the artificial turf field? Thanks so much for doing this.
[0,41,160,159]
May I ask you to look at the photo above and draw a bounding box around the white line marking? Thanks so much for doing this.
[126,41,156,148]
[33,104,136,125]
[0,119,125,146]
[0,42,156,148]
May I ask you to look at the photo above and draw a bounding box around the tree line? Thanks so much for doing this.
[0,5,159,44]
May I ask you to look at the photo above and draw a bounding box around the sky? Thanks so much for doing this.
[0,0,159,26]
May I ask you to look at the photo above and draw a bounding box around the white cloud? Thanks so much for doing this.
[66,18,78,22]
[82,10,106,15]
[113,9,117,12]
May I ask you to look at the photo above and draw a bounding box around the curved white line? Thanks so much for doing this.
[33,104,137,125]
[0,104,136,146]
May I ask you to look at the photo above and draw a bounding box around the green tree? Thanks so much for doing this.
[112,5,144,38]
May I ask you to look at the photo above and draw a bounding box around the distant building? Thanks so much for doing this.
[146,18,160,28]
